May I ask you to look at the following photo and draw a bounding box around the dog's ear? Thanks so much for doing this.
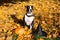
[31,6,33,9]
[25,6,29,11]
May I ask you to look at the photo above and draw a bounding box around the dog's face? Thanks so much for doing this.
[25,6,33,13]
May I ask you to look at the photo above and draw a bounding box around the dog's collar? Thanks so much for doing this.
[26,12,34,17]
[26,14,34,17]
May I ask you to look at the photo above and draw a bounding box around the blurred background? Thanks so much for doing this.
[0,0,60,40]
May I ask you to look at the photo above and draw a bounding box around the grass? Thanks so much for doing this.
[12,34,18,40]
[33,33,60,40]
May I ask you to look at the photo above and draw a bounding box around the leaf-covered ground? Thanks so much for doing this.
[0,0,60,40]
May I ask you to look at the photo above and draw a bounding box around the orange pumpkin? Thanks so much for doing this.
[14,27,26,35]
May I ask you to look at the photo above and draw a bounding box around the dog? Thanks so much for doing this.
[23,5,34,30]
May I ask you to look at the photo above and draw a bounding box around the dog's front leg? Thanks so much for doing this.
[30,25,32,30]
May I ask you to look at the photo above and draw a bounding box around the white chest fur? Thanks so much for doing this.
[25,15,34,26]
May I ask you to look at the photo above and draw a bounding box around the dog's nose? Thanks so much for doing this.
[29,9,32,12]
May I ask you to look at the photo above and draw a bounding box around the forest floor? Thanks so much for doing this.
[0,0,60,40]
